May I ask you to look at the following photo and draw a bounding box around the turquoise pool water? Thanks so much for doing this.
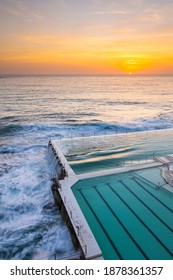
[62,129,173,174]
[72,168,173,260]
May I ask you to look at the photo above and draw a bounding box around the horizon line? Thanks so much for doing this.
[1,73,173,77]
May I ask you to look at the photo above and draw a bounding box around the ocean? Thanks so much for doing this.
[0,75,173,259]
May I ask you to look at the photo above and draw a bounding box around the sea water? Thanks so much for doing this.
[0,75,173,259]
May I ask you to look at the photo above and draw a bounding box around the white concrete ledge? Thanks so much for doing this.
[77,162,163,181]
[59,177,103,259]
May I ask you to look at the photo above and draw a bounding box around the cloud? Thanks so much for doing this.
[0,0,44,21]
[88,10,130,15]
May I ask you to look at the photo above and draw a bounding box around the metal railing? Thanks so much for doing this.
[56,127,173,141]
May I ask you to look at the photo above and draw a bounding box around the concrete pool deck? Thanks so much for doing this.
[49,137,173,260]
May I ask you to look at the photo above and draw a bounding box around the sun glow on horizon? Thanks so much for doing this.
[0,0,173,75]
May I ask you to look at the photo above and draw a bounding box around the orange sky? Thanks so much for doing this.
[1,0,173,75]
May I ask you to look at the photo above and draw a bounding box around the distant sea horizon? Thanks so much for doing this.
[1,73,173,78]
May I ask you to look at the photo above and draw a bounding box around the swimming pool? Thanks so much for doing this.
[61,129,173,174]
[50,130,173,259]
[72,168,173,260]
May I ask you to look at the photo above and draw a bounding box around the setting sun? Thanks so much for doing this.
[0,0,173,75]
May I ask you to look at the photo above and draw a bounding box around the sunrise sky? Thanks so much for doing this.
[0,0,173,75]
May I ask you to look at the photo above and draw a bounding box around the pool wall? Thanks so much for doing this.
[48,140,103,260]
[48,132,173,260]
